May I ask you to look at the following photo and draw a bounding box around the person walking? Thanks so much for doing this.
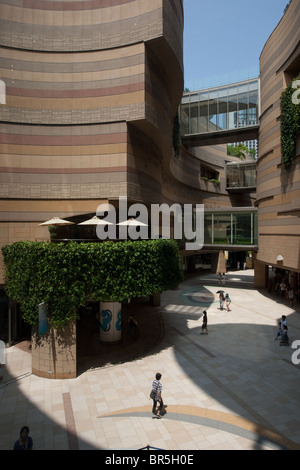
[201,310,208,334]
[274,321,283,340]
[288,287,294,307]
[128,313,138,339]
[280,280,287,299]
[225,293,231,312]
[151,373,164,419]
[219,292,225,310]
[280,324,289,346]
[281,315,288,330]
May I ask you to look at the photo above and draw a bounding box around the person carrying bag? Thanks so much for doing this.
[150,373,163,419]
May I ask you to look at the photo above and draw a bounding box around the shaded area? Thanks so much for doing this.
[76,301,164,374]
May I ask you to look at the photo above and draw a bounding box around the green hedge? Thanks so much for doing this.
[2,239,183,328]
[281,76,300,169]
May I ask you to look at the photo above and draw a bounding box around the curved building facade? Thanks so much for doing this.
[256,0,300,286]
[0,1,260,377]
[0,0,184,283]
[0,0,186,375]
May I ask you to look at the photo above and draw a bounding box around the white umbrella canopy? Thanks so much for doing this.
[117,217,148,226]
[39,217,74,226]
[78,216,112,226]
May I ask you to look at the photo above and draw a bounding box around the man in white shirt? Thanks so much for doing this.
[151,373,163,419]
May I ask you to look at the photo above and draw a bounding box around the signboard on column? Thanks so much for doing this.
[38,302,48,335]
[100,301,122,342]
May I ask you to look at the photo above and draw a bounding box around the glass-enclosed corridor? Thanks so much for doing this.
[180,78,259,136]
[203,209,257,247]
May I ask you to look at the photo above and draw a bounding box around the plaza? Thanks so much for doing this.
[1,269,300,450]
[0,0,299,453]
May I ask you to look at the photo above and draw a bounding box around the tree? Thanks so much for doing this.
[227,143,249,160]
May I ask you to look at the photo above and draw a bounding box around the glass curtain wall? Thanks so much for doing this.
[180,79,259,135]
[203,210,257,246]
[226,163,256,189]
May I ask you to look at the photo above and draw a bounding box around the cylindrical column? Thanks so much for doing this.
[100,302,122,343]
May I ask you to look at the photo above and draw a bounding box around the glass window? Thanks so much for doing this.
[243,164,256,187]
[238,92,249,127]
[227,94,238,129]
[249,90,259,125]
[252,212,258,245]
[226,165,240,188]
[238,83,249,94]
[180,102,190,135]
[213,214,232,244]
[248,80,258,91]
[208,89,218,100]
[232,213,252,245]
[218,97,228,130]
[190,102,199,134]
[204,213,213,244]
[208,100,218,130]
[199,96,209,133]
[204,210,257,246]
[226,163,256,188]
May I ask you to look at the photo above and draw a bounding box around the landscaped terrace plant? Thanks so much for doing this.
[281,75,300,169]
[2,239,183,329]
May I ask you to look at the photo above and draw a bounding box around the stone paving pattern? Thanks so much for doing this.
[1,269,300,450]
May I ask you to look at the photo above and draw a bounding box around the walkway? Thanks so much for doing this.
[1,270,300,451]
[180,78,259,147]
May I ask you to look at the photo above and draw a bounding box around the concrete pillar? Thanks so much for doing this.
[31,320,77,379]
[151,292,161,307]
[254,258,268,288]
[211,250,226,274]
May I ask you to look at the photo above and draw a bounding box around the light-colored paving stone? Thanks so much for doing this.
[1,269,300,451]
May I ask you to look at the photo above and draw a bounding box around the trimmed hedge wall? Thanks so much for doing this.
[2,239,183,328]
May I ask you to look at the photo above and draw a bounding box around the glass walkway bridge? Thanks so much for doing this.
[179,78,260,147]
[178,78,259,251]
[179,208,258,251]
[203,208,257,248]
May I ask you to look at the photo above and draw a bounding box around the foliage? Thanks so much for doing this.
[227,143,248,160]
[2,239,183,329]
[280,75,300,169]
[284,0,292,14]
[200,177,220,185]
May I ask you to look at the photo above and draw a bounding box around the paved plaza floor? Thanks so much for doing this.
[1,269,300,451]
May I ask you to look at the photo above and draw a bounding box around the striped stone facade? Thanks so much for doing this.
[0,0,185,284]
[257,0,300,279]
[0,0,186,378]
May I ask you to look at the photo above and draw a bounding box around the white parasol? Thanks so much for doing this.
[78,216,113,226]
[39,217,74,226]
[117,217,148,226]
